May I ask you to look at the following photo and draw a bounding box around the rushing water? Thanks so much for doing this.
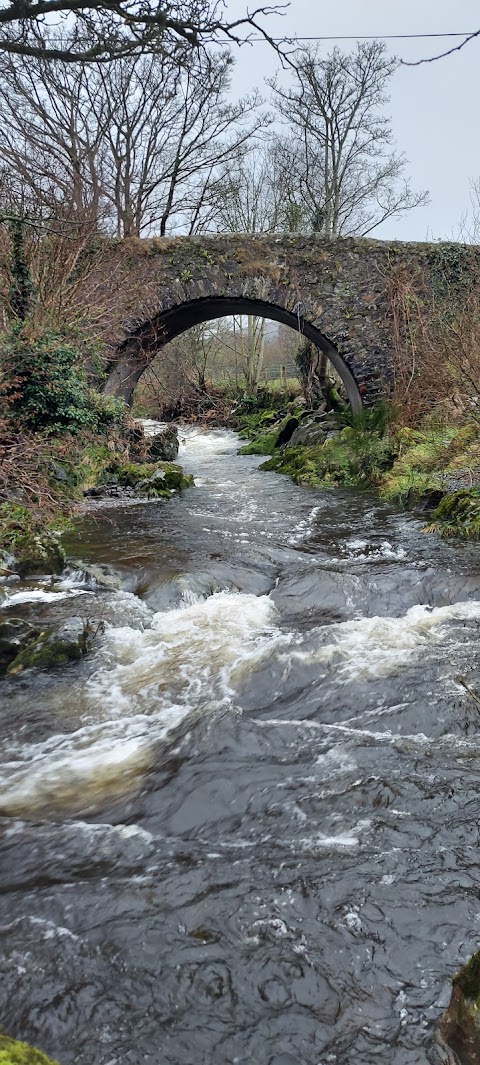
[1,427,480,1065]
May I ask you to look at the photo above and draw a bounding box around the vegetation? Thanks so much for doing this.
[236,393,480,540]
[0,1034,60,1065]
[261,425,396,488]
[0,324,125,434]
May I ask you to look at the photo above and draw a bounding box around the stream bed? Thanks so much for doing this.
[1,427,480,1064]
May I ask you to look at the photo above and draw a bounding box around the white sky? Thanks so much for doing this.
[225,0,480,241]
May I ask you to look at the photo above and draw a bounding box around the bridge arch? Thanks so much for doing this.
[104,296,363,414]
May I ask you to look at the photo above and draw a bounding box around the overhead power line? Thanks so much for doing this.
[251,31,477,43]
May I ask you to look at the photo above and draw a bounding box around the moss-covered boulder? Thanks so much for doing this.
[136,462,194,497]
[0,504,65,577]
[15,533,65,577]
[428,489,480,540]
[114,460,193,496]
[441,950,480,1064]
[7,618,95,675]
[238,415,300,456]
[0,1034,60,1064]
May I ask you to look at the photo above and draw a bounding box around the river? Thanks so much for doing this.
[1,427,480,1065]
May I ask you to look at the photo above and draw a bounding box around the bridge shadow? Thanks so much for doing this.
[105,296,363,413]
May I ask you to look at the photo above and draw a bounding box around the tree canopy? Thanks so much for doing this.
[0,0,286,62]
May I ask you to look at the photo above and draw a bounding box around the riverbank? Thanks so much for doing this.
[0,421,194,675]
[0,421,193,580]
[237,397,480,539]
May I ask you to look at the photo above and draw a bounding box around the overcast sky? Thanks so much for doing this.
[225,0,479,241]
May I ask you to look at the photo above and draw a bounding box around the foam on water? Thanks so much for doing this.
[285,599,480,681]
[1,587,91,607]
[0,592,286,815]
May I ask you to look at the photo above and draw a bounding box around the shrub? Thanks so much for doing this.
[0,324,100,434]
[0,324,127,435]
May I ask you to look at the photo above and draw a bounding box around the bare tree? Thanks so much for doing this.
[270,41,428,238]
[457,179,480,243]
[0,1,287,64]
[214,147,290,392]
[0,49,268,237]
[214,145,283,233]
[0,56,109,222]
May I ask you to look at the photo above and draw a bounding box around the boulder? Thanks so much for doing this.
[289,421,327,448]
[0,618,39,675]
[0,550,18,577]
[16,533,66,577]
[136,463,194,497]
[144,426,179,462]
[274,417,300,449]
[7,617,96,675]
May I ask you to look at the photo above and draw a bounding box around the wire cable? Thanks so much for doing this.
[250,31,478,43]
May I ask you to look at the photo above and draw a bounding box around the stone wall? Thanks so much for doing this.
[76,234,480,407]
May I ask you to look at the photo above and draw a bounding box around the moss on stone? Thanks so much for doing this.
[428,489,480,539]
[0,504,66,576]
[0,1034,60,1065]
[122,461,193,495]
[261,428,395,488]
[239,429,279,456]
[7,620,93,675]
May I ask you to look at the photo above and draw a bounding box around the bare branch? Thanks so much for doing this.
[402,29,480,66]
[0,1,289,63]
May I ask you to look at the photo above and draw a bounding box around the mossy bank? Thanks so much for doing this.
[0,426,192,577]
[238,398,480,540]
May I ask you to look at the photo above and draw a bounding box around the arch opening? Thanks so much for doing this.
[105,296,363,414]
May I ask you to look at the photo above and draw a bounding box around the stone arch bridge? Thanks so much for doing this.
[87,234,479,411]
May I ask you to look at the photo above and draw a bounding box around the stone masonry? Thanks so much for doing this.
[77,233,480,409]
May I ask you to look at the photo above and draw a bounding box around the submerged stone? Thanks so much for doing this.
[65,559,123,589]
